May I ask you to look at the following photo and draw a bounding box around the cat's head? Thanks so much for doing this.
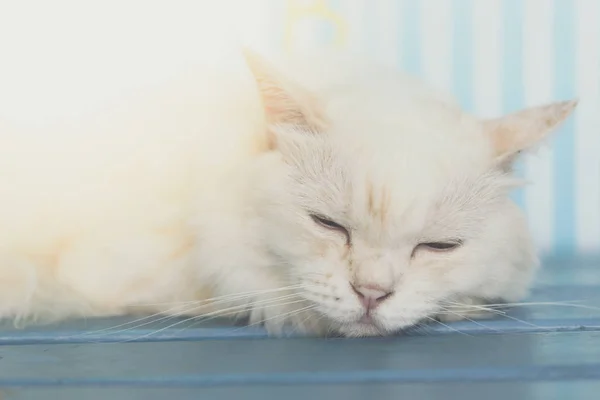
[244,51,576,336]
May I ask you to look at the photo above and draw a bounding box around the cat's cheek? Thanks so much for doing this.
[410,251,485,297]
[259,213,332,262]
[309,236,345,259]
[297,264,363,326]
[374,299,440,333]
[285,233,351,276]
[298,261,353,306]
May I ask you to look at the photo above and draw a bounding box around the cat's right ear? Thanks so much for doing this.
[243,49,327,139]
[482,100,577,168]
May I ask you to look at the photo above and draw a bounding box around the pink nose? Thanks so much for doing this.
[351,283,394,311]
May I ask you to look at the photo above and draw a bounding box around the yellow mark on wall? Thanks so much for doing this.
[284,0,347,52]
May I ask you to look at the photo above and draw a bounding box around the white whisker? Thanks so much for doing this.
[125,284,313,307]
[166,298,311,337]
[74,291,306,340]
[443,302,551,331]
[425,316,472,336]
[437,307,501,334]
[483,300,600,313]
[111,295,309,343]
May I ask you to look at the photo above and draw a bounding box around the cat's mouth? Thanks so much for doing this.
[358,314,375,325]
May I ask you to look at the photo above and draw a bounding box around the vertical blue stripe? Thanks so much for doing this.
[502,0,526,210]
[451,0,474,112]
[552,0,577,255]
[400,0,421,76]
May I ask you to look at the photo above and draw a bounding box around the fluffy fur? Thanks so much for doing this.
[0,50,576,336]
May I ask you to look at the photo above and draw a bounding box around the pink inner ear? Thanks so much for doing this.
[259,78,325,129]
[485,100,578,159]
[488,120,531,157]
[243,49,327,132]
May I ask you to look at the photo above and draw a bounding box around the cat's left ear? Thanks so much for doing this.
[243,49,327,134]
[483,100,577,165]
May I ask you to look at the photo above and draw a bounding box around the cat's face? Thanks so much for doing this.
[245,51,576,336]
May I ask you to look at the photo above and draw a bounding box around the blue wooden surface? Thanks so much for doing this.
[0,256,599,399]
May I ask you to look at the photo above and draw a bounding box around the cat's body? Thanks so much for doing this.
[0,50,575,336]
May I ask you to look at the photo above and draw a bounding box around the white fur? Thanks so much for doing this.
[0,50,574,336]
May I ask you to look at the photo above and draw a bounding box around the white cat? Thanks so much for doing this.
[0,50,576,337]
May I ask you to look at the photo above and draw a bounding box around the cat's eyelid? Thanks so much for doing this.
[310,214,346,230]
[417,238,463,246]
[412,239,464,256]
[434,239,463,245]
[309,214,350,242]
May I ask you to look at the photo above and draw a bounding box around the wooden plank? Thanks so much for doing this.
[3,382,600,400]
[1,331,600,385]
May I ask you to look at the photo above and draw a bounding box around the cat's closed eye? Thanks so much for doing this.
[310,214,350,242]
[414,240,463,254]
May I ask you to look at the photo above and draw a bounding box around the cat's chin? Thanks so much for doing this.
[334,320,395,338]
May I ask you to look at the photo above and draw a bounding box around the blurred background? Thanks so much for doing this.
[1,0,598,257]
[239,0,600,257]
